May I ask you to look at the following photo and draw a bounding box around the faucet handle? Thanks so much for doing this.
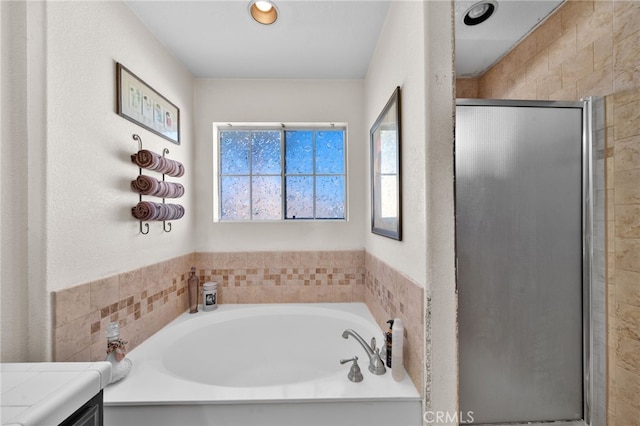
[340,356,363,382]
[370,337,376,351]
[340,356,357,364]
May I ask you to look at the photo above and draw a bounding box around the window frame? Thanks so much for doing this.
[213,123,348,222]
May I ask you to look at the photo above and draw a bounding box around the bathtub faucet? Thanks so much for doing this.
[341,329,386,375]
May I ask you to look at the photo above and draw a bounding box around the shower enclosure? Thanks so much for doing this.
[455,99,605,426]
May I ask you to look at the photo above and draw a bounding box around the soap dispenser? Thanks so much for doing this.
[385,319,394,368]
[105,322,132,384]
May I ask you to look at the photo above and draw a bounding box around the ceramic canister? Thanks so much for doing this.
[202,281,218,311]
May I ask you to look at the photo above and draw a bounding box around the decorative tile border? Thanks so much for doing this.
[195,250,366,304]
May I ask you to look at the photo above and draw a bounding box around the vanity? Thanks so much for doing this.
[1,362,111,426]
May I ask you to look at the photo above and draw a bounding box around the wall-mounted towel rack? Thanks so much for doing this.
[130,134,185,235]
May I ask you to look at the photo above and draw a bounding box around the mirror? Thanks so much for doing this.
[370,86,401,240]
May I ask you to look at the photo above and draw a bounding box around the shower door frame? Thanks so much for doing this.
[454,98,605,426]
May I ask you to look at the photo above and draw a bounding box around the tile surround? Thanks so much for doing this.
[364,252,425,391]
[53,254,194,363]
[52,249,425,392]
[194,250,366,304]
[458,0,640,100]
[606,87,640,425]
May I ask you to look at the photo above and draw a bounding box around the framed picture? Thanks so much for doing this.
[116,62,180,144]
[370,86,401,240]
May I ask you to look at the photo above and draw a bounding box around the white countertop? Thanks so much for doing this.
[1,362,111,426]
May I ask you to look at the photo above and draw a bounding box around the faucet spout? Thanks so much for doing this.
[342,329,386,375]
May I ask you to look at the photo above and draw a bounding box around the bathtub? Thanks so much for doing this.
[104,303,421,426]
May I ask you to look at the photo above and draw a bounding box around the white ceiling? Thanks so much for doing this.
[126,0,391,79]
[126,0,564,80]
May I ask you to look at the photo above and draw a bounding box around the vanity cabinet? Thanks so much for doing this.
[59,391,103,426]
[1,362,110,426]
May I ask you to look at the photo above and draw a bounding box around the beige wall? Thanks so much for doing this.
[193,79,366,253]
[1,0,196,362]
[364,0,429,287]
[365,0,457,418]
[455,0,640,423]
[1,0,29,362]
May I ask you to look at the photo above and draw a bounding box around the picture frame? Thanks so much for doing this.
[116,62,180,144]
[370,86,402,240]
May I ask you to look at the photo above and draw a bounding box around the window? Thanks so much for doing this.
[216,126,346,221]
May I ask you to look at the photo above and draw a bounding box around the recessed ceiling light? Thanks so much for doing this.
[463,1,497,26]
[249,0,278,25]
[255,1,273,12]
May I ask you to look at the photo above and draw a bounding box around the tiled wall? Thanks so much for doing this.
[193,250,365,304]
[364,252,424,392]
[457,0,640,100]
[52,254,194,362]
[52,249,425,391]
[606,87,640,425]
[455,78,478,98]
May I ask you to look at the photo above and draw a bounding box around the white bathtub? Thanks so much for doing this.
[104,303,421,426]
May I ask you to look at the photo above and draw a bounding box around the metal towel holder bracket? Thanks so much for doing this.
[132,133,175,234]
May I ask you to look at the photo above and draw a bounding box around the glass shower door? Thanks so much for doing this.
[456,101,585,424]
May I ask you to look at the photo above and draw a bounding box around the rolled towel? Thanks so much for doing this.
[132,201,158,221]
[131,175,160,196]
[131,150,161,170]
[161,182,184,199]
[175,163,185,177]
[131,176,184,199]
[170,204,185,220]
[132,202,185,221]
[156,156,171,175]
[131,150,185,178]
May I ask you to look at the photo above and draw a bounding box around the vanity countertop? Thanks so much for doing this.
[1,362,111,426]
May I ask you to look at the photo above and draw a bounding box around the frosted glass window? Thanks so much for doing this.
[221,176,250,220]
[315,130,345,174]
[316,176,345,219]
[220,131,250,174]
[252,176,281,220]
[218,127,346,221]
[285,131,313,174]
[252,131,281,174]
[285,176,314,219]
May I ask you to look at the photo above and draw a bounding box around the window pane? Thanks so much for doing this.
[221,176,250,220]
[285,176,313,219]
[252,131,281,174]
[316,176,345,219]
[220,131,250,175]
[315,130,344,174]
[252,176,281,220]
[285,130,313,174]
